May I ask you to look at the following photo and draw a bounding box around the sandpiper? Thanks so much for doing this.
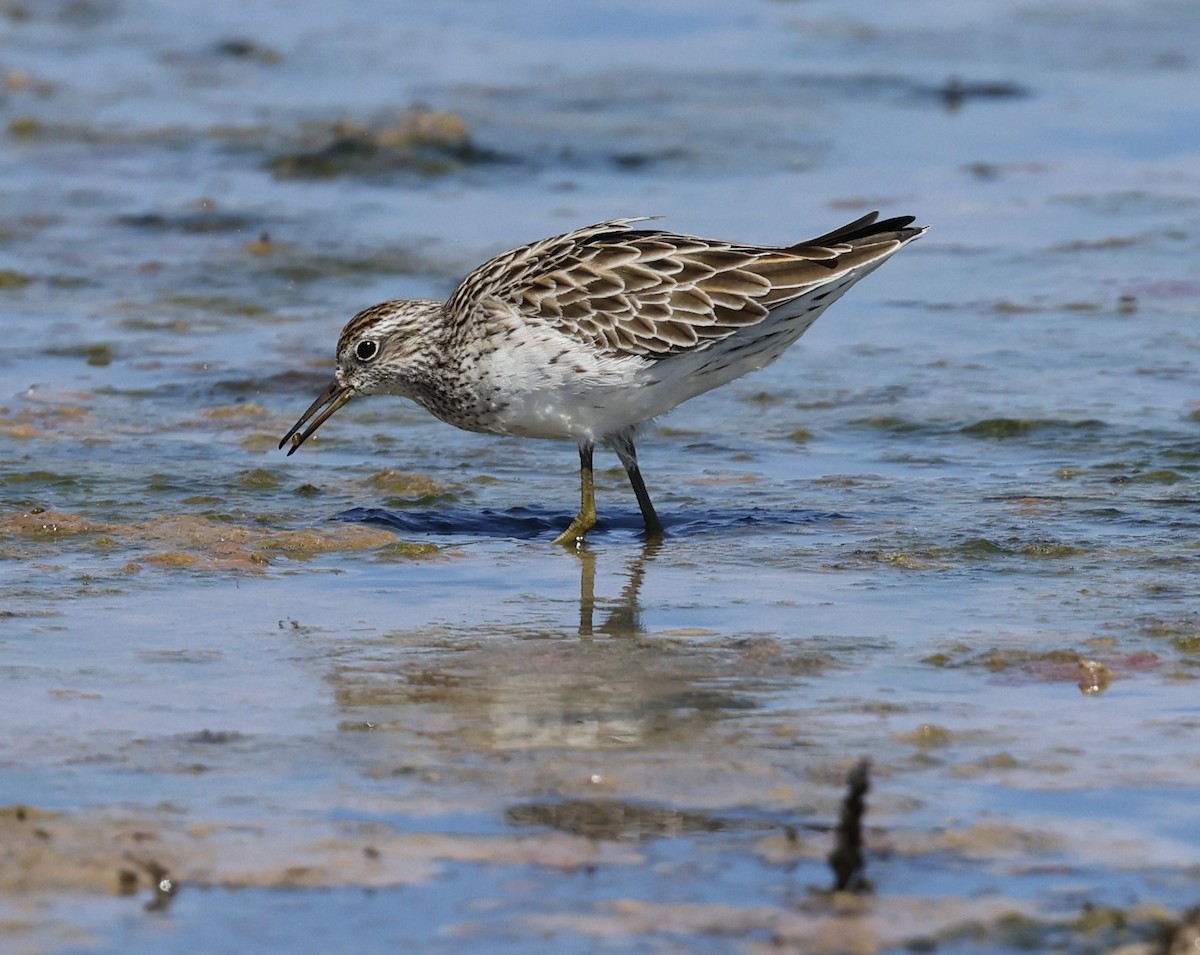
[280,212,926,544]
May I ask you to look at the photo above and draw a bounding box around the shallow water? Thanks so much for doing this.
[2,1,1200,952]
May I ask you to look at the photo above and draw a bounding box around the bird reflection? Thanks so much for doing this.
[325,537,758,756]
[576,538,661,638]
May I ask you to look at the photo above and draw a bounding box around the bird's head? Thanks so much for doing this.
[278,299,442,455]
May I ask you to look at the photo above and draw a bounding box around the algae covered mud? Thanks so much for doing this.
[2,0,1199,952]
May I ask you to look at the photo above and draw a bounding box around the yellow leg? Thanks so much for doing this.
[553,443,597,546]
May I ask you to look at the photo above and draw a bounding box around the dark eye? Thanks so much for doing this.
[355,339,379,362]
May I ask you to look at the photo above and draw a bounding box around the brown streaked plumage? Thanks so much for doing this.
[280,212,927,544]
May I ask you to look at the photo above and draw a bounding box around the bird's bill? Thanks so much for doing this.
[278,379,354,455]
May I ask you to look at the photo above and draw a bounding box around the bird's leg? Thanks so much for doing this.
[553,441,597,546]
[610,430,664,539]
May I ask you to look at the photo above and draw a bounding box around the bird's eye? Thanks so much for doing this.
[355,339,379,362]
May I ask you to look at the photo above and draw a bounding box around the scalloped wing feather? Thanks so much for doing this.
[445,214,922,360]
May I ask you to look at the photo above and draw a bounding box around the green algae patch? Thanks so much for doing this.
[0,510,416,574]
[202,403,273,423]
[256,525,399,556]
[7,114,43,137]
[0,269,33,289]
[898,723,953,748]
[1127,468,1188,484]
[920,643,1170,691]
[44,342,115,365]
[878,551,939,569]
[0,469,80,487]
[123,515,410,567]
[915,903,1189,955]
[211,37,282,64]
[367,469,458,507]
[86,343,113,366]
[1018,539,1086,558]
[961,418,1038,438]
[0,399,96,441]
[0,509,95,538]
[138,549,270,573]
[960,417,1105,439]
[159,293,269,317]
[741,390,787,406]
[234,468,284,490]
[267,107,498,180]
[142,551,203,567]
[120,515,265,571]
[1172,635,1200,654]
[373,541,442,561]
[826,549,940,571]
[987,647,1083,674]
[116,210,263,236]
[507,798,730,842]
[930,536,1086,562]
[368,470,452,496]
[260,245,433,285]
[954,537,1007,558]
[1139,616,1200,655]
[852,414,928,433]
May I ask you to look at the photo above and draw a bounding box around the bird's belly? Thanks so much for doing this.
[483,381,667,440]
[461,344,779,441]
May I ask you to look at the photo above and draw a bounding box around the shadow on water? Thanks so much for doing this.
[334,504,851,542]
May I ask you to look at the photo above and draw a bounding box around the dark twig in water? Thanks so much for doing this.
[828,758,871,892]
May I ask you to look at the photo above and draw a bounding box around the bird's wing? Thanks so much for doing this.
[445,213,921,359]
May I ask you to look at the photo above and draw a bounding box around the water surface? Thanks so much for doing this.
[2,1,1199,952]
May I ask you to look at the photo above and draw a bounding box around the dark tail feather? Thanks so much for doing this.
[798,212,920,249]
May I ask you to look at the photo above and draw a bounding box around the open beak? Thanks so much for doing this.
[278,379,354,455]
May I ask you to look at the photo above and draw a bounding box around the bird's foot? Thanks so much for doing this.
[552,511,596,547]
